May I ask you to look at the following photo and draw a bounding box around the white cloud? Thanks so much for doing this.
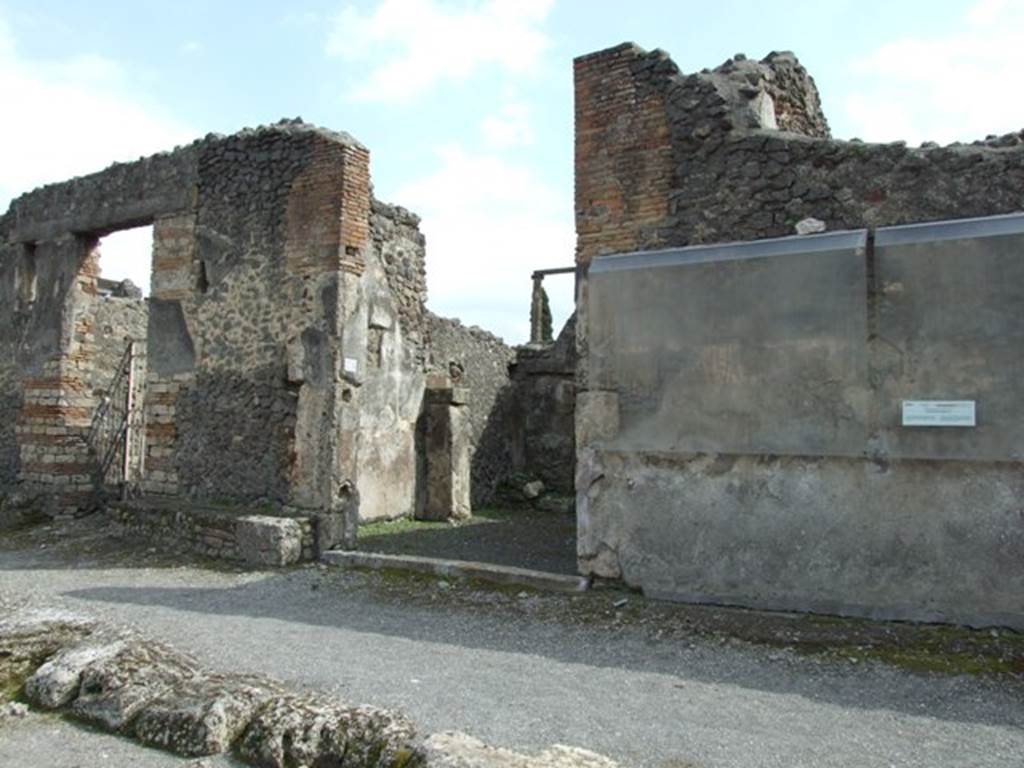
[0,13,193,294]
[326,0,554,102]
[96,226,154,295]
[481,102,534,148]
[393,144,574,344]
[843,0,1024,144]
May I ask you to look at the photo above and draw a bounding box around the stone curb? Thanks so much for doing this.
[320,550,591,594]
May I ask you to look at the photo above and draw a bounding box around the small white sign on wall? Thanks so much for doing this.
[902,400,976,427]
[343,357,358,374]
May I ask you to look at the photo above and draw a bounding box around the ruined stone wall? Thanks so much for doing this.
[575,43,1024,263]
[0,242,34,488]
[167,127,329,504]
[509,315,577,493]
[0,138,200,511]
[109,503,316,564]
[89,294,148,398]
[3,116,553,529]
[426,314,516,508]
[369,200,428,356]
[2,121,371,535]
[573,42,1024,628]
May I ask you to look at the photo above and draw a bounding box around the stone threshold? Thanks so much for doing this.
[321,550,591,593]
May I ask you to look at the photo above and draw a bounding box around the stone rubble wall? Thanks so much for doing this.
[89,294,148,398]
[369,199,428,357]
[1,144,200,243]
[168,126,354,505]
[575,42,1024,265]
[108,503,316,565]
[509,314,577,494]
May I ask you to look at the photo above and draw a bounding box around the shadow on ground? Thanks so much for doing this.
[3,516,1023,734]
[356,507,577,574]
[52,571,1024,731]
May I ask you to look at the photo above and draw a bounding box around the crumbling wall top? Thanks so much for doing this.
[1,119,366,244]
[575,41,1024,262]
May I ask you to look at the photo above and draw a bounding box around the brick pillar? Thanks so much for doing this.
[141,212,197,496]
[574,43,675,267]
[16,237,101,516]
[285,137,371,548]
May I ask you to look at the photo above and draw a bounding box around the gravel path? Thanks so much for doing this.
[1,523,1022,768]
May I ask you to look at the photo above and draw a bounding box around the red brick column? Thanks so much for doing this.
[574,43,674,266]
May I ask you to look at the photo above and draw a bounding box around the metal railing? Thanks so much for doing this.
[86,340,145,500]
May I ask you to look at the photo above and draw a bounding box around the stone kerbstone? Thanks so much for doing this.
[70,637,201,732]
[133,672,282,756]
[0,607,96,698]
[25,635,127,709]
[237,694,421,768]
[421,732,620,768]
[236,516,303,567]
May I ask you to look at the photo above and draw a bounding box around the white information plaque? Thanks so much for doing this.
[901,400,976,427]
[343,357,358,374]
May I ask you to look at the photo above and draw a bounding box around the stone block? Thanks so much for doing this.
[0,608,97,699]
[237,694,419,768]
[70,637,200,732]
[236,516,303,567]
[25,636,127,709]
[133,673,281,757]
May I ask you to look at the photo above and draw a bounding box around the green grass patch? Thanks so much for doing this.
[357,507,526,539]
[859,647,1020,676]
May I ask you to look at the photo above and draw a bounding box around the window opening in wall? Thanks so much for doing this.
[95,224,154,298]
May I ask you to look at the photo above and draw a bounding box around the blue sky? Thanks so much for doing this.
[1,0,1020,343]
